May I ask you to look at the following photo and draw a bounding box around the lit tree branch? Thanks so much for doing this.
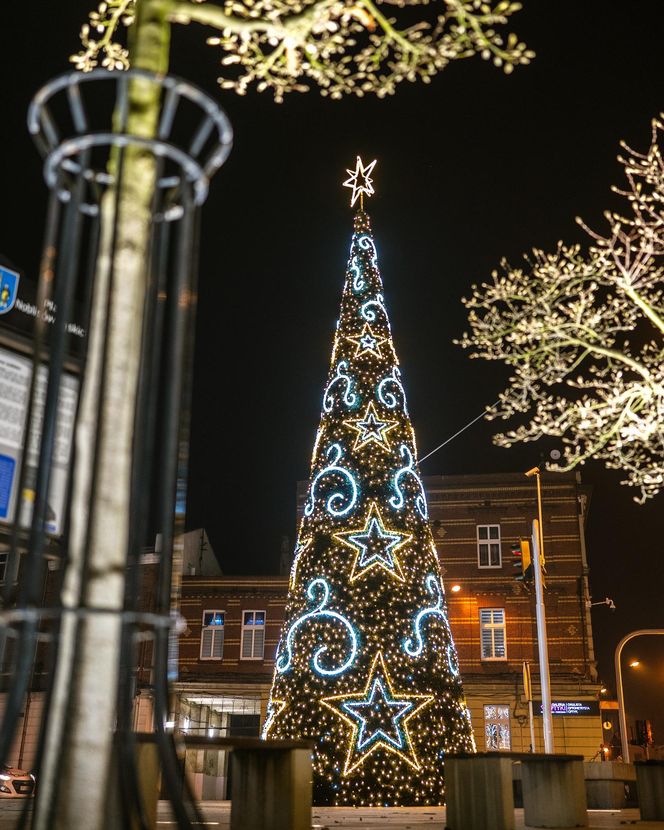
[71,0,532,100]
[459,116,664,503]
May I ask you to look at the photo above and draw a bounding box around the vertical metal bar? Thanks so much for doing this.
[531,518,554,753]
[22,152,88,607]
[152,181,204,828]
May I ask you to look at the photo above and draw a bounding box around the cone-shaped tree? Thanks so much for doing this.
[265,207,475,806]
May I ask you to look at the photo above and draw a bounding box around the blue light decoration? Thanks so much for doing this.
[321,652,434,774]
[323,360,359,413]
[289,536,312,589]
[304,443,359,518]
[343,402,398,451]
[343,678,413,751]
[360,293,388,325]
[346,323,387,359]
[261,697,286,738]
[358,234,378,270]
[275,578,359,676]
[403,574,447,658]
[389,444,429,519]
[376,367,407,412]
[447,643,460,678]
[334,501,412,582]
[350,256,365,292]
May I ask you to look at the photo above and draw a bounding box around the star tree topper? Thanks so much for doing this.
[343,156,377,208]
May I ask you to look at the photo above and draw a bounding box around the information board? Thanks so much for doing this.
[0,347,78,536]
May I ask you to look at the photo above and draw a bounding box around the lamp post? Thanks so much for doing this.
[525,466,554,753]
[614,629,664,763]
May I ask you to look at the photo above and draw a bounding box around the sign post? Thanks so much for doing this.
[523,660,536,752]
[532,518,554,753]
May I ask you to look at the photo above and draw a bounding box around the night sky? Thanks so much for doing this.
[2,2,663,737]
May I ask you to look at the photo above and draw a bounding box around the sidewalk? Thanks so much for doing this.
[2,801,661,828]
[160,803,663,828]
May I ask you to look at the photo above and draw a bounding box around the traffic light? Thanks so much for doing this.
[512,538,533,582]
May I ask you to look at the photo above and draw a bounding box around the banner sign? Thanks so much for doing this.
[536,700,600,717]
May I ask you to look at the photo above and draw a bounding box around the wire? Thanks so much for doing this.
[418,400,500,464]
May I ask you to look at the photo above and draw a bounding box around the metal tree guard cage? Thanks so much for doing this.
[0,69,232,830]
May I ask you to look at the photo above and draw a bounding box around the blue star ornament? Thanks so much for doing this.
[343,677,413,751]
[344,401,398,451]
[346,323,387,359]
[321,653,434,775]
[333,502,412,581]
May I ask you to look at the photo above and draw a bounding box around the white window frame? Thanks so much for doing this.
[477,524,502,569]
[200,609,225,661]
[240,610,266,660]
[479,608,507,660]
[484,704,512,751]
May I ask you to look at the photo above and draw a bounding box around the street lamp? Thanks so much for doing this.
[524,465,554,753]
[614,629,664,763]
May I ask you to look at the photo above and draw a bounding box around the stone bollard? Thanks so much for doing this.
[583,761,634,809]
[635,760,664,821]
[230,740,312,830]
[444,753,515,830]
[520,755,587,828]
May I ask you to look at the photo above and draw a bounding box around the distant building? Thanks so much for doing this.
[160,471,603,800]
[1,472,605,795]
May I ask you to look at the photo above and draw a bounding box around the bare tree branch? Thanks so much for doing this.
[459,116,664,503]
[71,0,532,100]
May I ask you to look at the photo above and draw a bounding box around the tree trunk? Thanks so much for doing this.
[33,3,173,828]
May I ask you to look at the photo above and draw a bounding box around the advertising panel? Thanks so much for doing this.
[0,347,78,536]
[536,700,600,717]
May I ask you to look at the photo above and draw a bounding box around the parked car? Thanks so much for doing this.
[0,764,35,798]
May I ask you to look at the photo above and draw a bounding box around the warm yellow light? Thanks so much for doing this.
[600,687,607,694]
[628,659,640,668]
[450,584,461,593]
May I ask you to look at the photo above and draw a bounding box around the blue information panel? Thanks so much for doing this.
[0,454,15,518]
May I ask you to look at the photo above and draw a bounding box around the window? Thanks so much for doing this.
[477,524,501,568]
[0,552,7,583]
[484,704,511,750]
[200,610,225,660]
[241,610,266,659]
[479,608,506,660]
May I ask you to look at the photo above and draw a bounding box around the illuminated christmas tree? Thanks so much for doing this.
[264,158,475,806]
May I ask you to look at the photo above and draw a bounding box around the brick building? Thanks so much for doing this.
[164,471,603,799]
